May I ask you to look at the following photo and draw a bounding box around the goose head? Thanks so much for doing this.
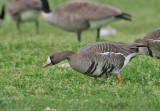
[43,51,75,68]
[41,0,51,13]
[0,5,5,27]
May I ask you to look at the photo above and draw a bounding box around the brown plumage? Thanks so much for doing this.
[41,0,131,41]
[54,1,122,20]
[43,42,144,85]
[135,28,160,59]
[145,39,160,59]
[144,28,160,40]
[6,0,42,15]
[3,0,42,33]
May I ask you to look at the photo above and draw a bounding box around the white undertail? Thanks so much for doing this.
[89,17,115,29]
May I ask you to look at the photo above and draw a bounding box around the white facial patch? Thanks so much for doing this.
[46,56,52,65]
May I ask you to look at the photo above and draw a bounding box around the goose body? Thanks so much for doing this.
[41,0,131,41]
[1,0,42,33]
[135,28,160,59]
[43,42,143,85]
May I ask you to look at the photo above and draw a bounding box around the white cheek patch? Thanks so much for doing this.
[46,56,52,64]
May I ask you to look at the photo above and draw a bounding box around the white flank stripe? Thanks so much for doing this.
[153,40,160,42]
[100,52,124,56]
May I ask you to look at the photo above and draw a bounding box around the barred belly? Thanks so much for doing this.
[84,61,116,78]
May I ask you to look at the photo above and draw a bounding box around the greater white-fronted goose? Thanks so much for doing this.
[135,28,160,59]
[43,42,146,85]
[41,0,131,41]
[1,0,42,33]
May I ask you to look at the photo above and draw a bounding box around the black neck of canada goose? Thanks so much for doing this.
[0,5,5,20]
[41,0,51,13]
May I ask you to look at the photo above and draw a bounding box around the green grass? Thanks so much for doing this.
[0,0,160,111]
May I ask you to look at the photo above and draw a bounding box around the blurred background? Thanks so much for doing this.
[0,0,160,43]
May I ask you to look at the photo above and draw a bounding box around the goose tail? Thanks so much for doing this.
[115,12,132,21]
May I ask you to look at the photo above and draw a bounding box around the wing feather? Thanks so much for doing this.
[55,1,122,21]
[79,42,138,56]
[6,0,42,15]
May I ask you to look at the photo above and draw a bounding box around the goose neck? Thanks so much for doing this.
[62,51,75,60]
[0,5,5,20]
[41,0,51,13]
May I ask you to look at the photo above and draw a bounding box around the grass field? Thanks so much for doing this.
[0,0,160,111]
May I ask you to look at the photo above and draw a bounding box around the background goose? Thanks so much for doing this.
[43,42,146,85]
[135,28,160,59]
[1,0,42,33]
[41,0,131,41]
[0,5,5,26]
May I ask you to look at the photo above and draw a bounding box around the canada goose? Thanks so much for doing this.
[1,0,42,33]
[135,28,160,59]
[43,42,146,85]
[41,0,131,41]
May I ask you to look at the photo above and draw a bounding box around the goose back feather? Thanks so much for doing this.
[144,28,160,40]
[79,42,138,56]
[135,28,160,58]
[6,0,42,15]
[146,39,160,59]
[54,1,122,21]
